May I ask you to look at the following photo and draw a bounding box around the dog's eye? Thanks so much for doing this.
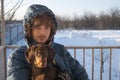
[35,51,41,57]
[37,53,41,57]
[44,50,47,53]
[43,50,48,57]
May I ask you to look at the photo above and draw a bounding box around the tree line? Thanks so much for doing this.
[56,8,120,30]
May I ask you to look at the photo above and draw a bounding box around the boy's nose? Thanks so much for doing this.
[38,28,46,34]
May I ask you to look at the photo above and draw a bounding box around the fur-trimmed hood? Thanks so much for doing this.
[23,4,58,47]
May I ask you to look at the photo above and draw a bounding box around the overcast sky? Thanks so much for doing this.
[5,0,120,20]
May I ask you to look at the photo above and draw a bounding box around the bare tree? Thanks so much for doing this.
[80,12,97,29]
[109,8,120,29]
[95,40,110,73]
[72,13,81,29]
[98,12,111,29]
[2,0,23,21]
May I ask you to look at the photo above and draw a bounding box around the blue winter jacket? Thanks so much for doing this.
[7,43,89,80]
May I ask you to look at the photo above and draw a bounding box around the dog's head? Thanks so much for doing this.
[25,45,56,68]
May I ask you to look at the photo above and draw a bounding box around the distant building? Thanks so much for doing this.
[0,20,24,45]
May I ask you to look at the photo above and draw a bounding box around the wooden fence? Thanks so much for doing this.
[1,45,120,80]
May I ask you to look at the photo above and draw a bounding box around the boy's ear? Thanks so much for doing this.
[24,49,30,63]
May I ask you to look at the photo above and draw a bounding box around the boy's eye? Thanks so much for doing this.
[45,25,51,29]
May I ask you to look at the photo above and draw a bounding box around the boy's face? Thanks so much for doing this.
[32,24,51,44]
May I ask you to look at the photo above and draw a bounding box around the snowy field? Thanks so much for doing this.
[6,30,120,80]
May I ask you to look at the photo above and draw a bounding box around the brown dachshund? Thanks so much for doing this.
[25,45,57,80]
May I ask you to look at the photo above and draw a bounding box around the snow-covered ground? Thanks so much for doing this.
[6,30,120,80]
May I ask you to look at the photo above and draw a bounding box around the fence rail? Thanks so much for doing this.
[3,45,120,80]
[66,46,120,80]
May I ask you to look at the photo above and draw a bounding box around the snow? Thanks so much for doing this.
[6,30,120,80]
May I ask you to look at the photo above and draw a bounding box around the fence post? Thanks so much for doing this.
[1,0,6,80]
[0,46,6,80]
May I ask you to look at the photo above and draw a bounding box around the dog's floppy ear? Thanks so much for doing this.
[47,46,56,62]
[24,48,31,63]
[50,48,56,64]
[24,45,38,64]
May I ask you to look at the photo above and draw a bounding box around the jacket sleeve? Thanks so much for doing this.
[7,46,31,80]
[66,50,89,80]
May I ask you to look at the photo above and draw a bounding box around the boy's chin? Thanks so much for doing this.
[36,41,46,44]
